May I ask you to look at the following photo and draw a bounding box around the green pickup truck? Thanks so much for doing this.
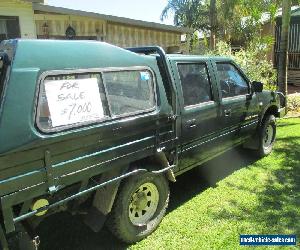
[0,40,285,249]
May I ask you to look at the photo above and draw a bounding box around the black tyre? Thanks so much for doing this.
[257,114,276,157]
[106,171,169,243]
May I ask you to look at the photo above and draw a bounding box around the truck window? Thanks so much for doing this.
[216,63,249,98]
[36,69,156,132]
[178,63,213,107]
[36,73,110,132]
[102,70,156,116]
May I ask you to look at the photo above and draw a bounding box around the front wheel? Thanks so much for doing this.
[106,171,169,243]
[257,114,276,157]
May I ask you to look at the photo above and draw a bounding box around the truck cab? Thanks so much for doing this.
[167,55,263,173]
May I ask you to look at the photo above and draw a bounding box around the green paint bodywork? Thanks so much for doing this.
[0,40,282,246]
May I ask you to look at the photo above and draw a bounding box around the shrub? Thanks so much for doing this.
[287,94,300,115]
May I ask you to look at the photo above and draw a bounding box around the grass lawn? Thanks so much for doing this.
[37,118,300,250]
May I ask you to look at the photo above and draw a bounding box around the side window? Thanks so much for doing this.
[216,63,249,98]
[103,70,156,116]
[37,73,110,132]
[178,63,213,107]
[36,69,156,132]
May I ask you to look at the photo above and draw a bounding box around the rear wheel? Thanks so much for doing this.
[257,114,276,157]
[106,171,169,243]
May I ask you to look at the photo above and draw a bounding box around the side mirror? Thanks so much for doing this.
[252,81,263,93]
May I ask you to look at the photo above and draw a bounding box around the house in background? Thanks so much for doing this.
[260,6,300,86]
[274,7,300,86]
[0,0,187,52]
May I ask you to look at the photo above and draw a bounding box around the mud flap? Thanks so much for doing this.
[84,165,129,232]
[83,206,106,232]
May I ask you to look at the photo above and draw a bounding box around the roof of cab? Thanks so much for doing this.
[7,39,160,71]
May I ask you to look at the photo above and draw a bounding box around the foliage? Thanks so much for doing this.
[218,0,282,45]
[287,94,300,115]
[161,0,283,47]
[160,0,208,31]
[208,40,277,90]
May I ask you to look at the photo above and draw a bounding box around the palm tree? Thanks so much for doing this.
[160,0,204,29]
[161,0,213,51]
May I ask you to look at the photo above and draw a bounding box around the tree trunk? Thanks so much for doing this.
[209,0,216,50]
[277,0,291,106]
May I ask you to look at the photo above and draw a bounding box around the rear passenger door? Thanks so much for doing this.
[173,61,221,170]
[214,61,259,144]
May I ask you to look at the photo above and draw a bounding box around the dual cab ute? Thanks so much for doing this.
[0,40,285,249]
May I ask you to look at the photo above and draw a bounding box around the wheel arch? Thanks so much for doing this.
[244,105,278,150]
[260,104,279,125]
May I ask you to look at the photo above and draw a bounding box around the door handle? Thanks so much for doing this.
[224,109,232,117]
[186,119,197,129]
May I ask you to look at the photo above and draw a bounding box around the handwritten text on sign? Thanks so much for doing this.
[45,78,104,127]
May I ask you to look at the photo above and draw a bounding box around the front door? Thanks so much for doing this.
[214,62,259,145]
[174,61,222,171]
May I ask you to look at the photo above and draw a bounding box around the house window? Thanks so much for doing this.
[0,16,21,42]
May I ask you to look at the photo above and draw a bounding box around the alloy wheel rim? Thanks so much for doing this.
[129,182,159,225]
